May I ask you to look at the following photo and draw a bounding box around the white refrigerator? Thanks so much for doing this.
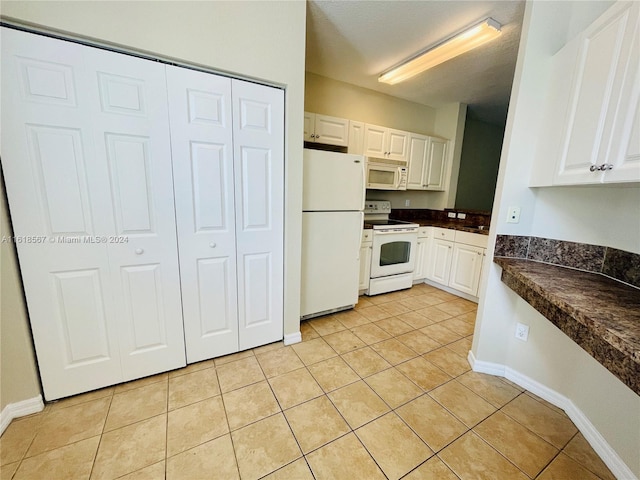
[300,149,365,319]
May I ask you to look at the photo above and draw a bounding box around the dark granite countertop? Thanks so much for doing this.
[412,220,490,235]
[363,221,489,235]
[494,257,640,395]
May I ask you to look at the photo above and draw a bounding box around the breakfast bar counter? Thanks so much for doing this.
[494,256,640,395]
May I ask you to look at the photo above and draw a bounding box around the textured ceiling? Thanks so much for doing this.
[305,0,525,126]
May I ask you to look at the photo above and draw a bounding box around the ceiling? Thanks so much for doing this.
[305,0,526,126]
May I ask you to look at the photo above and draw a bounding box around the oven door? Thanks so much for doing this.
[370,230,418,278]
[366,163,402,190]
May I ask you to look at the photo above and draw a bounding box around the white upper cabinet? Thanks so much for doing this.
[407,134,448,190]
[304,112,349,146]
[348,120,365,155]
[364,123,409,162]
[553,1,640,185]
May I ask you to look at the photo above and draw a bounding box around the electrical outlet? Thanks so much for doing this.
[515,323,529,341]
[506,206,521,223]
[447,212,456,218]
[405,199,410,207]
[457,213,466,219]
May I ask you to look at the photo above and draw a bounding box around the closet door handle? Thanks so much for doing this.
[135,248,144,255]
[209,242,217,248]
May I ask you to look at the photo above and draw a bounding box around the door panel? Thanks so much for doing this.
[166,66,239,362]
[84,47,185,381]
[387,129,408,161]
[449,244,483,296]
[120,264,167,352]
[556,7,630,184]
[25,125,92,235]
[196,258,234,336]
[1,29,122,399]
[53,269,112,365]
[233,79,284,350]
[364,124,387,157]
[427,138,447,190]
[428,239,453,285]
[240,147,271,230]
[1,28,186,398]
[105,134,154,234]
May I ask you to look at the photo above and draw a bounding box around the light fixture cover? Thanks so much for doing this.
[379,17,502,85]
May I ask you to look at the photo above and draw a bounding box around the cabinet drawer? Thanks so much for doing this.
[432,227,455,241]
[362,229,373,243]
[454,230,489,248]
[418,226,431,238]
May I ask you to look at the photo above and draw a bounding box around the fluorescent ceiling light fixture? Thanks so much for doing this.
[379,17,502,85]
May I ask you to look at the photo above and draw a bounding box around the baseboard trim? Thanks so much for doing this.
[0,395,44,436]
[283,331,301,346]
[468,354,637,480]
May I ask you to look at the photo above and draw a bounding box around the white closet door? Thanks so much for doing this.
[166,66,239,363]
[82,47,186,381]
[232,80,284,350]
[1,28,185,399]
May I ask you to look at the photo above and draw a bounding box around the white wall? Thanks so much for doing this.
[0,0,306,403]
[473,1,639,476]
[305,72,437,134]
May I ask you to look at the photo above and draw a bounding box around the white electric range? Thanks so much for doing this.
[363,201,419,295]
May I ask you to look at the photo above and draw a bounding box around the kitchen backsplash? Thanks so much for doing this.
[495,235,640,289]
[391,208,491,228]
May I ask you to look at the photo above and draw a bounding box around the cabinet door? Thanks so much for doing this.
[348,120,365,155]
[449,244,484,296]
[359,242,372,290]
[555,2,636,184]
[303,112,315,142]
[427,239,453,285]
[167,66,239,363]
[608,99,640,182]
[413,237,430,280]
[232,80,285,350]
[407,134,429,190]
[603,6,640,184]
[364,124,387,157]
[426,138,448,190]
[1,28,185,399]
[314,114,349,146]
[387,129,409,162]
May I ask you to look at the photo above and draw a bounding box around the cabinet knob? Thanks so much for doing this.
[589,164,599,172]
[135,248,144,255]
[209,242,217,248]
[477,251,482,255]
[599,163,613,171]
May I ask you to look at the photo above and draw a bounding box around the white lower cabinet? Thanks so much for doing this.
[424,228,487,299]
[1,27,284,399]
[427,238,454,285]
[359,230,373,292]
[449,244,485,296]
[413,227,431,280]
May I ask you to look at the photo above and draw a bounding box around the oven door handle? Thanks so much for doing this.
[374,229,418,235]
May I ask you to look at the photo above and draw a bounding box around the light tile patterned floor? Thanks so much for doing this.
[0,284,616,479]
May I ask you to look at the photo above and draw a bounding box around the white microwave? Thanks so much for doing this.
[365,157,408,190]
